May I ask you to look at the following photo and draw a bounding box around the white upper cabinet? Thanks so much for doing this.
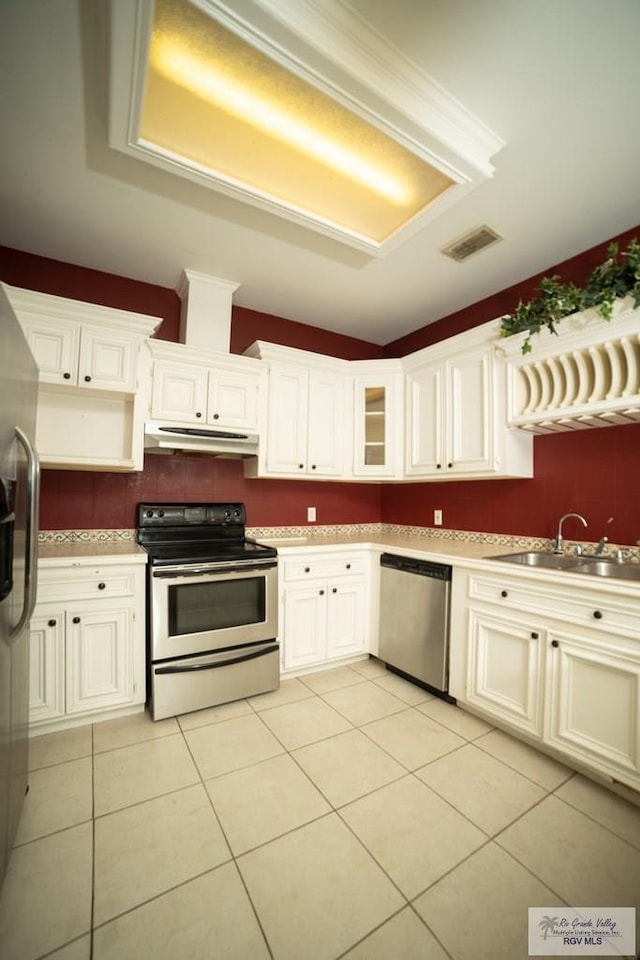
[352,362,404,478]
[404,322,533,480]
[6,285,160,471]
[148,340,264,433]
[244,343,349,479]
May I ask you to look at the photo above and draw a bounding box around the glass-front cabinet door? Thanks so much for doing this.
[353,370,403,477]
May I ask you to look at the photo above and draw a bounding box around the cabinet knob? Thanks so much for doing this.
[447,462,453,469]
[531,631,539,640]
[319,589,325,596]
[213,413,219,420]
[83,375,91,383]
[47,618,57,627]
[196,411,202,418]
[72,616,81,624]
[593,610,603,620]
[63,372,71,380]
[551,639,559,648]
[436,463,442,469]
[311,464,317,470]
[298,464,304,470]
[346,563,351,569]
[98,582,106,590]
[304,566,311,573]
[332,587,337,593]
[500,590,508,598]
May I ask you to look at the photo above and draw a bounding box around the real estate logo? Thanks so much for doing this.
[528,907,636,956]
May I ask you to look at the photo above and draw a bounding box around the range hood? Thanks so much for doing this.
[144,422,259,458]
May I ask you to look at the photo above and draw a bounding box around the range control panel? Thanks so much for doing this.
[137,503,246,528]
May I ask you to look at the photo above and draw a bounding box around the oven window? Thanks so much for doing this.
[168,576,266,636]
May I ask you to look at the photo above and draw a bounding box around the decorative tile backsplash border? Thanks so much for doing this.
[38,523,631,557]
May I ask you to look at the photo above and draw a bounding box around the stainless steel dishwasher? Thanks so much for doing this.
[378,553,453,697]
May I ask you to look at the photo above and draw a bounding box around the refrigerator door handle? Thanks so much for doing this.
[10,427,40,642]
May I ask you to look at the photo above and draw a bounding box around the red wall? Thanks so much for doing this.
[2,236,639,542]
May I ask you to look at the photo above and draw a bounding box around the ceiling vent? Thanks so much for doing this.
[441,225,502,262]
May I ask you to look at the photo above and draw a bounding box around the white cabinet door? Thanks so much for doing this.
[546,630,640,784]
[265,364,309,474]
[283,585,327,670]
[207,369,260,431]
[307,369,345,476]
[29,612,65,723]
[448,347,493,473]
[151,360,209,422]
[65,606,133,716]
[353,375,402,477]
[79,329,138,393]
[326,579,367,659]
[406,362,445,475]
[466,609,545,738]
[21,318,80,386]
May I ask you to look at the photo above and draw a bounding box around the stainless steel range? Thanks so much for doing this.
[136,502,279,721]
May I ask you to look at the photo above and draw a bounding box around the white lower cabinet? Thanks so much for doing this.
[451,565,640,792]
[29,560,146,732]
[280,551,370,672]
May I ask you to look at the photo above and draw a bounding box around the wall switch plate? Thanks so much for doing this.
[307,506,316,522]
[434,509,443,526]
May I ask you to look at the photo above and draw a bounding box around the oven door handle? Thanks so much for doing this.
[154,643,278,674]
[152,560,277,579]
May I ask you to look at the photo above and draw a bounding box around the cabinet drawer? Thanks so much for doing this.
[37,567,138,603]
[469,573,639,637]
[282,555,366,582]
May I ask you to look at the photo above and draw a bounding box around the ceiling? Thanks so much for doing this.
[1,0,639,346]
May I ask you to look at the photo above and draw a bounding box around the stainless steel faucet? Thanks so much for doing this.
[553,513,588,554]
[594,536,609,556]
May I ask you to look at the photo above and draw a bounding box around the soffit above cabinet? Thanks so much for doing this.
[109,0,503,257]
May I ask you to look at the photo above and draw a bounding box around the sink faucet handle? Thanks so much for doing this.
[594,536,609,556]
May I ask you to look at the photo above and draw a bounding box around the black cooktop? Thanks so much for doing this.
[136,502,277,565]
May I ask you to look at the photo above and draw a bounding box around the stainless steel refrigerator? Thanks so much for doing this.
[0,283,39,887]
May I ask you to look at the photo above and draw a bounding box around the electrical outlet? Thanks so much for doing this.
[434,509,443,526]
[307,506,316,522]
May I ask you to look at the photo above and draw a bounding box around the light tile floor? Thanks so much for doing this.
[2,658,640,960]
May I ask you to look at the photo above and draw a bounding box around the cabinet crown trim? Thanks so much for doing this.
[4,284,162,336]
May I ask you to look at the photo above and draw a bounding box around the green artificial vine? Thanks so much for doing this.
[500,238,640,354]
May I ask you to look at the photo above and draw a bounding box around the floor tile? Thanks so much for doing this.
[417,698,494,740]
[93,710,179,752]
[0,822,92,960]
[28,725,92,770]
[93,862,270,960]
[238,813,404,960]
[94,784,231,925]
[362,708,465,770]
[416,743,546,836]
[184,713,284,779]
[293,728,405,807]
[14,756,92,845]
[249,676,315,711]
[93,733,199,816]
[258,696,352,750]
[177,698,253,731]
[498,795,640,908]
[341,906,449,960]
[349,656,389,679]
[205,753,331,854]
[372,672,433,705]
[46,935,92,959]
[474,728,573,790]
[322,681,406,725]
[555,774,640,850]
[414,842,564,960]
[341,775,486,899]
[299,664,366,694]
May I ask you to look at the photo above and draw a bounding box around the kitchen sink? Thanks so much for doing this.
[488,551,640,581]
[489,551,580,571]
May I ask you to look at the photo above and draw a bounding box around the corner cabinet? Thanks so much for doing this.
[6,285,160,471]
[148,340,264,433]
[351,361,404,479]
[403,323,533,480]
[244,342,350,479]
[29,557,147,733]
[279,550,372,673]
[450,563,640,794]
